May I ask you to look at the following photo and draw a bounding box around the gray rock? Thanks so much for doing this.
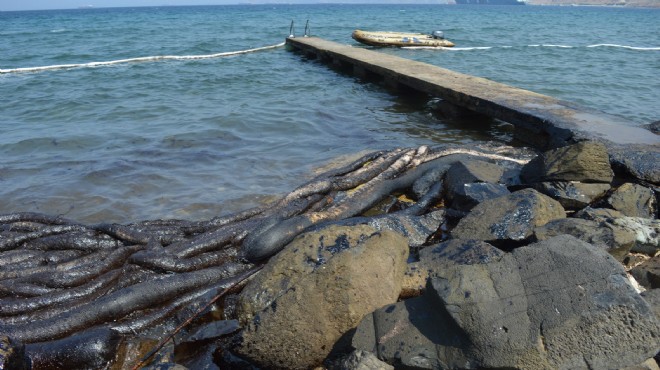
[433,236,660,369]
[609,148,660,185]
[572,210,660,256]
[235,225,408,369]
[445,159,505,189]
[353,235,660,369]
[534,181,610,210]
[574,206,626,222]
[631,255,660,290]
[644,121,660,135]
[521,141,614,184]
[641,289,660,322]
[400,263,429,299]
[412,168,446,200]
[418,239,504,268]
[608,183,658,219]
[534,218,636,261]
[444,160,507,211]
[614,217,660,256]
[451,188,566,245]
[402,239,504,299]
[451,182,511,212]
[329,350,394,370]
[621,357,660,370]
[326,209,444,248]
[352,293,467,370]
[500,164,525,187]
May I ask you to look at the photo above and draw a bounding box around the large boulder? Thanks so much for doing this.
[234,224,408,369]
[533,181,610,210]
[418,239,504,269]
[412,168,446,200]
[451,188,565,246]
[609,148,660,185]
[613,217,660,256]
[401,239,505,298]
[533,218,636,261]
[445,160,504,186]
[644,121,660,135]
[352,292,460,369]
[444,160,508,211]
[521,141,614,184]
[574,206,626,222]
[608,183,658,219]
[534,215,660,261]
[326,209,444,248]
[641,289,660,322]
[449,182,510,212]
[353,235,660,369]
[631,255,660,290]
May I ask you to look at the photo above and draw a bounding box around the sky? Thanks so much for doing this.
[0,0,243,11]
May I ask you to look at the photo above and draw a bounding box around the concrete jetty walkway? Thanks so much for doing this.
[285,37,659,150]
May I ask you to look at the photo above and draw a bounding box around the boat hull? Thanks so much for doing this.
[351,30,455,48]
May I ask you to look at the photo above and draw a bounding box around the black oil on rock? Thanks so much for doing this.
[227,141,660,370]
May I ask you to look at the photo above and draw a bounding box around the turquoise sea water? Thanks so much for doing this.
[1,4,658,223]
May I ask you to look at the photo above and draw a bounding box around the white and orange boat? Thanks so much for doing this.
[351,29,455,48]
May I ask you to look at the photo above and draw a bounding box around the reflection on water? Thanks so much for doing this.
[1,4,656,223]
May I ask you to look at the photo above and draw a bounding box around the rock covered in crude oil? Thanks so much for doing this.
[533,217,636,261]
[451,188,566,245]
[631,255,660,290]
[444,159,509,211]
[234,225,408,369]
[533,181,610,210]
[418,238,504,268]
[352,236,660,369]
[520,141,614,184]
[325,209,444,248]
[608,182,658,219]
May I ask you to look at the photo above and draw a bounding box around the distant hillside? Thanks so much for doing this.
[526,0,660,7]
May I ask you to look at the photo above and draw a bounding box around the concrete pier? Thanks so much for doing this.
[286,37,659,150]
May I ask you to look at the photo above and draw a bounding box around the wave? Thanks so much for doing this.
[530,43,658,50]
[0,42,285,75]
[400,46,493,51]
[449,46,494,51]
[410,43,659,52]
[586,44,660,51]
[528,44,572,48]
[401,46,453,50]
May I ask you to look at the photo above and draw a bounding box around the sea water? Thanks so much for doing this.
[0,4,658,223]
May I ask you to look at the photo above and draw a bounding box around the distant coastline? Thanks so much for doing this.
[3,1,660,12]
[525,0,659,7]
[455,0,526,5]
[455,0,660,7]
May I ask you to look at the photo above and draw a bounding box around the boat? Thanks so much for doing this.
[455,0,526,4]
[351,30,455,48]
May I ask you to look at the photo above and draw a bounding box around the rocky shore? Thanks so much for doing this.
[1,139,659,369]
[221,140,660,369]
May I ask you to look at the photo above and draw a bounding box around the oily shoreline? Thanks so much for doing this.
[0,135,659,369]
[226,139,660,369]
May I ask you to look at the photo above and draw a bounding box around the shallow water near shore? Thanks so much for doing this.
[1,4,658,223]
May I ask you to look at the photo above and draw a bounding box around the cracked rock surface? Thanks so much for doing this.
[353,235,660,369]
